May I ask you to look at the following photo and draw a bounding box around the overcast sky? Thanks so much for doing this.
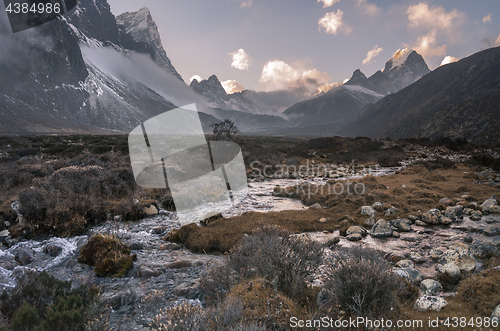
[107,0,500,95]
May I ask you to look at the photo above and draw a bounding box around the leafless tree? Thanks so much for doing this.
[211,119,238,141]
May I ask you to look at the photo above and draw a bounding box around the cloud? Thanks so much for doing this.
[318,10,351,35]
[440,55,459,66]
[412,29,447,60]
[355,0,380,16]
[229,49,251,70]
[221,80,245,94]
[495,34,500,47]
[406,3,464,34]
[260,60,330,91]
[190,75,203,83]
[238,0,253,8]
[317,81,343,94]
[317,0,340,8]
[362,45,383,65]
[482,14,492,23]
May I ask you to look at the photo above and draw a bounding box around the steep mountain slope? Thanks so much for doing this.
[342,46,500,143]
[116,7,183,81]
[282,49,430,131]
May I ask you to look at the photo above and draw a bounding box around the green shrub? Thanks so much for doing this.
[11,301,41,330]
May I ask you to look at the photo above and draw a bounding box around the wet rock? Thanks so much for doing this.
[347,233,363,241]
[43,245,62,257]
[484,224,500,236]
[444,206,463,221]
[15,249,33,266]
[393,267,423,283]
[415,220,427,226]
[360,206,376,218]
[160,242,182,250]
[422,209,442,225]
[129,242,144,251]
[420,279,443,296]
[392,218,412,232]
[429,249,443,260]
[470,210,482,221]
[439,249,475,273]
[0,230,9,237]
[370,219,393,238]
[491,305,500,320]
[137,265,162,278]
[414,296,447,312]
[470,242,500,258]
[440,216,453,225]
[143,205,158,216]
[363,218,375,228]
[151,227,166,235]
[318,218,328,223]
[346,226,367,236]
[436,263,461,279]
[385,208,396,216]
[481,196,499,213]
[395,260,415,268]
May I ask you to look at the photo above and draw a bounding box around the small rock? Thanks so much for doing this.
[385,208,396,216]
[151,227,166,235]
[160,242,182,250]
[470,210,482,221]
[395,260,415,268]
[408,252,425,264]
[408,215,418,223]
[481,196,499,213]
[415,220,427,226]
[347,233,363,241]
[129,243,144,251]
[0,230,9,237]
[422,209,442,225]
[439,249,475,273]
[309,203,322,210]
[372,202,384,209]
[436,263,461,279]
[318,218,328,223]
[113,215,123,222]
[440,216,453,225]
[393,267,423,283]
[15,249,33,266]
[144,205,159,216]
[429,249,443,260]
[392,231,400,238]
[484,224,500,236]
[414,296,447,312]
[370,219,393,238]
[346,226,367,236]
[444,206,463,221]
[360,206,377,218]
[463,235,473,244]
[489,237,500,248]
[463,208,474,215]
[43,245,62,257]
[364,218,376,227]
[420,279,443,296]
[439,198,453,205]
[137,265,161,278]
[392,218,412,232]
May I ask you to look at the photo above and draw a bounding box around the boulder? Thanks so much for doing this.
[481,196,499,213]
[436,263,461,279]
[484,224,500,236]
[392,218,412,232]
[15,249,33,266]
[370,219,393,238]
[420,279,443,296]
[444,206,463,221]
[439,249,475,273]
[393,267,423,283]
[470,242,500,258]
[414,296,447,312]
[143,205,158,216]
[422,209,442,225]
[360,206,376,218]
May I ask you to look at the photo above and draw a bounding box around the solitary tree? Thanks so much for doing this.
[211,119,238,141]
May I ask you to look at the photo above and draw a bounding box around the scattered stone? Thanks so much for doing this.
[484,224,500,236]
[360,206,376,218]
[444,206,463,221]
[407,215,418,223]
[346,226,367,236]
[318,218,328,223]
[393,267,423,283]
[0,230,9,237]
[415,220,427,226]
[370,219,393,238]
[15,249,33,266]
[429,249,443,260]
[408,252,425,264]
[347,233,363,241]
[436,263,461,279]
[137,265,162,278]
[392,231,400,238]
[393,218,412,232]
[470,210,482,221]
[364,218,376,227]
[422,209,442,225]
[489,238,500,248]
[420,279,443,296]
[481,196,499,213]
[414,296,447,312]
[372,202,384,209]
[470,242,500,258]
[43,245,62,257]
[463,208,474,216]
[469,202,479,209]
[439,249,475,273]
[463,235,473,244]
[395,260,415,268]
[160,242,182,250]
[309,203,322,210]
[440,216,453,225]
[143,205,158,216]
[439,198,453,205]
[449,242,469,251]
[385,208,396,216]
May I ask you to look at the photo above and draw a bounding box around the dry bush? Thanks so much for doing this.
[455,269,500,316]
[151,302,206,331]
[322,246,406,319]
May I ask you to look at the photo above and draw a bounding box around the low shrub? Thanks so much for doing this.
[321,246,406,319]
[151,302,206,331]
[78,234,134,277]
[455,269,500,316]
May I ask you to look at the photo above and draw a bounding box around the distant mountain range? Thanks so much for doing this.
[0,0,499,143]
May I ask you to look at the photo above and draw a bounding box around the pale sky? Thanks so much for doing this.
[107,0,500,94]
